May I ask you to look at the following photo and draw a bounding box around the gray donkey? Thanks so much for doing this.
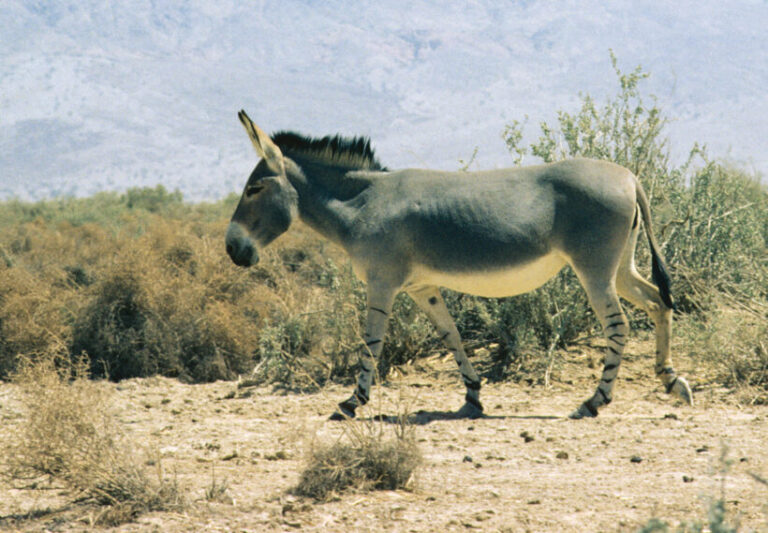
[226,110,693,420]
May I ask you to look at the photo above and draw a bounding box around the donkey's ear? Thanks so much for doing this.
[238,110,285,174]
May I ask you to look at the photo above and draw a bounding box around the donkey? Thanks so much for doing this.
[226,110,693,420]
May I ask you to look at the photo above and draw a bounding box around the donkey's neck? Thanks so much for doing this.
[286,159,370,245]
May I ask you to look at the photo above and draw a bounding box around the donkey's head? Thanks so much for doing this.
[226,111,298,267]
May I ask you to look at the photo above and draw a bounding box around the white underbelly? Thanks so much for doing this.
[407,252,568,298]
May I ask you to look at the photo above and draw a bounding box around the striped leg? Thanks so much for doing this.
[617,268,693,405]
[408,285,483,418]
[652,310,693,405]
[570,284,628,419]
[330,285,395,420]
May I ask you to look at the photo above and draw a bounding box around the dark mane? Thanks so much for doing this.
[271,131,386,171]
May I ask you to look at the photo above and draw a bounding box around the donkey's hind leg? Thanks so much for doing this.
[408,285,484,418]
[570,278,629,419]
[616,267,693,406]
[614,218,692,406]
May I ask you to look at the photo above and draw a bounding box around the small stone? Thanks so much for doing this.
[520,431,534,443]
[556,451,569,460]
[683,475,694,483]
[696,445,709,453]
[463,455,473,463]
[265,450,290,461]
[527,499,541,505]
[630,455,643,463]
[663,413,678,420]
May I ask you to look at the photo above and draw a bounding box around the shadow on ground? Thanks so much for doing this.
[364,410,559,425]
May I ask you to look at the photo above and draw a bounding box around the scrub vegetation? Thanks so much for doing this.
[1,57,764,395]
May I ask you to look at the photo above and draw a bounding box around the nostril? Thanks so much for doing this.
[226,243,235,257]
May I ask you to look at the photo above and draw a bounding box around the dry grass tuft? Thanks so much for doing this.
[203,463,232,504]
[3,356,185,525]
[294,419,421,501]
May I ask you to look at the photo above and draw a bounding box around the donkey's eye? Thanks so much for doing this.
[245,184,265,197]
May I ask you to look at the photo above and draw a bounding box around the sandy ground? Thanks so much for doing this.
[1,340,766,532]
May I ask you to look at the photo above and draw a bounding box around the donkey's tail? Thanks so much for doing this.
[635,181,675,310]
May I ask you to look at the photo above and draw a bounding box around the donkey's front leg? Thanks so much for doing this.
[330,284,396,420]
[408,285,484,418]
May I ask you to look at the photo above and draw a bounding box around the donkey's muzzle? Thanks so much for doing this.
[226,239,257,267]
[225,223,259,267]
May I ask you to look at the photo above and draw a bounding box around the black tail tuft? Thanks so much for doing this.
[651,253,675,310]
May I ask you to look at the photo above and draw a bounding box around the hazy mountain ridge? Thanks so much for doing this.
[1,1,766,201]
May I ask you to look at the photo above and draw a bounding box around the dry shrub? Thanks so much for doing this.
[678,307,768,402]
[294,420,421,500]
[230,227,360,385]
[0,192,266,383]
[71,251,180,379]
[0,256,74,376]
[0,193,369,385]
[70,218,263,382]
[0,218,113,377]
[4,356,184,525]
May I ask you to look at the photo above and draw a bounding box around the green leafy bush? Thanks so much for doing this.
[495,51,767,385]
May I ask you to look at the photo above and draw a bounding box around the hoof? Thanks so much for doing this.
[456,401,484,419]
[669,376,694,406]
[329,401,356,421]
[569,402,598,420]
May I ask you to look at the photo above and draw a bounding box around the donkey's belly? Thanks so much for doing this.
[407,251,567,298]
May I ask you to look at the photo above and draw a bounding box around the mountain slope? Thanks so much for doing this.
[1,1,766,200]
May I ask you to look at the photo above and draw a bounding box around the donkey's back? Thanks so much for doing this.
[346,158,637,297]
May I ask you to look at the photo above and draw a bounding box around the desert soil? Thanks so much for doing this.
[1,339,766,532]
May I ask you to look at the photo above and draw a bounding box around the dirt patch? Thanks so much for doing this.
[1,341,766,532]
